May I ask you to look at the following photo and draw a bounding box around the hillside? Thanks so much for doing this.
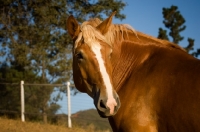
[54,109,112,131]
[72,109,112,131]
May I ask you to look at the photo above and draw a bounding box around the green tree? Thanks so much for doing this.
[0,63,61,122]
[0,0,126,123]
[158,5,200,57]
[158,28,169,41]
[0,64,23,118]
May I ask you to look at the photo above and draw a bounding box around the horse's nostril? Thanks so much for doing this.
[100,100,107,109]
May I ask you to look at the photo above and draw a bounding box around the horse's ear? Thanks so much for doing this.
[66,15,80,40]
[97,11,116,35]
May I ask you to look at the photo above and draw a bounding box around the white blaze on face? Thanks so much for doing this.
[91,43,117,115]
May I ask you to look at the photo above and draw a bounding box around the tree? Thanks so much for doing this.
[0,63,61,122]
[0,0,126,82]
[158,5,200,57]
[158,28,169,41]
[0,0,126,123]
[0,64,23,118]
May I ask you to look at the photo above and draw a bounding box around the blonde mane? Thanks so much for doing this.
[105,24,138,46]
[74,18,110,52]
[77,17,185,51]
[78,18,137,47]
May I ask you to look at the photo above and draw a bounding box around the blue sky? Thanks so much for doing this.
[114,0,200,50]
[58,0,200,114]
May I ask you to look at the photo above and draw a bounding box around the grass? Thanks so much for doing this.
[0,117,110,132]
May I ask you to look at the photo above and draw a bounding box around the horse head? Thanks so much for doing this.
[66,12,120,117]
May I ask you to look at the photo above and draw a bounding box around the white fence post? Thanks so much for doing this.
[20,80,25,122]
[67,82,72,128]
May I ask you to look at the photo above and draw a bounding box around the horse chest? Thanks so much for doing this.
[111,88,158,132]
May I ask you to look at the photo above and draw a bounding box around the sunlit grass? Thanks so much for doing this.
[0,117,110,132]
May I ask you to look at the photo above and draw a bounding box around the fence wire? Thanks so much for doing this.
[0,82,110,129]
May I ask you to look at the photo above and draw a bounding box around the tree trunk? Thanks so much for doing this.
[43,106,47,124]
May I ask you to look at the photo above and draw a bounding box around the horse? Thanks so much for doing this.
[66,12,200,132]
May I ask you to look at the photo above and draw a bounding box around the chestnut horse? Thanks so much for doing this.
[66,12,200,132]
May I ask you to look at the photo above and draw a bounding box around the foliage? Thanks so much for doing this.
[0,63,61,122]
[158,5,200,57]
[161,5,186,44]
[157,28,169,41]
[0,65,23,118]
[0,0,126,122]
[0,0,126,83]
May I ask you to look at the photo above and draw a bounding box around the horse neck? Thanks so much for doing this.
[123,30,170,45]
[109,29,185,92]
[123,31,184,51]
[111,39,149,92]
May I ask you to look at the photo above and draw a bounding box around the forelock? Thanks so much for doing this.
[78,23,111,47]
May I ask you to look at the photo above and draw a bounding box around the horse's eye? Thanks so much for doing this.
[76,52,83,60]
[109,52,112,59]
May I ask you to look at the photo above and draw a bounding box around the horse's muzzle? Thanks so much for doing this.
[93,90,121,118]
